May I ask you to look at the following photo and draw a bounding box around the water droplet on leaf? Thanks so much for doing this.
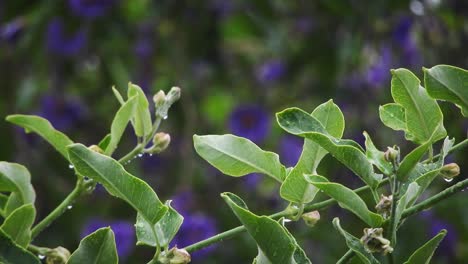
[138,153,143,158]
[443,177,453,183]
[38,255,45,259]
[67,205,73,209]
[163,115,168,120]
[68,164,74,169]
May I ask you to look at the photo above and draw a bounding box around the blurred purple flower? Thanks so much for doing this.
[428,219,458,261]
[279,135,303,167]
[393,17,421,67]
[365,46,392,87]
[171,190,196,215]
[46,18,87,57]
[68,0,117,18]
[171,213,218,260]
[228,104,270,144]
[81,218,135,259]
[242,173,262,190]
[0,18,25,43]
[37,94,86,131]
[256,59,286,84]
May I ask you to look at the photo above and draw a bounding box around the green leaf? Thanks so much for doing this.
[128,83,153,137]
[305,175,383,227]
[363,132,392,175]
[424,65,468,117]
[391,182,420,245]
[222,192,311,264]
[68,144,168,225]
[403,229,447,264]
[193,134,286,182]
[67,227,118,264]
[135,200,183,248]
[5,115,74,160]
[112,86,125,105]
[0,229,40,264]
[276,108,381,188]
[0,193,8,217]
[280,100,345,203]
[104,96,138,155]
[98,134,112,151]
[0,162,36,216]
[379,103,407,132]
[332,218,379,264]
[0,204,35,247]
[390,69,446,144]
[396,136,434,182]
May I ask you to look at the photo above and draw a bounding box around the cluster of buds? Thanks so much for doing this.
[157,247,191,264]
[302,210,320,227]
[153,86,181,119]
[375,194,393,219]
[360,228,393,255]
[45,247,70,264]
[383,146,399,163]
[440,163,460,181]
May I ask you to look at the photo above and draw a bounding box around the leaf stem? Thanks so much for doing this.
[184,180,385,253]
[402,177,468,219]
[337,249,354,264]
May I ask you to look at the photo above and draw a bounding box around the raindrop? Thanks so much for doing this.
[149,154,153,157]
[67,205,73,210]
[283,219,292,223]
[443,177,453,183]
[137,153,143,158]
[163,115,168,120]
[38,254,45,260]
[68,164,74,169]
[410,0,424,16]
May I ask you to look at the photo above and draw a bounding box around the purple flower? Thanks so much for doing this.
[37,94,86,131]
[171,190,196,215]
[228,104,270,144]
[242,173,262,190]
[46,18,87,57]
[171,213,218,260]
[428,219,458,261]
[0,18,25,43]
[68,0,117,19]
[279,135,303,167]
[256,59,286,84]
[392,17,421,67]
[81,218,135,259]
[365,46,392,87]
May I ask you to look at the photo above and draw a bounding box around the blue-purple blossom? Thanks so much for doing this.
[171,213,218,260]
[256,59,286,84]
[242,173,262,190]
[392,17,421,67]
[81,218,135,259]
[365,46,392,87]
[228,104,270,144]
[171,190,196,215]
[68,0,117,19]
[0,18,25,43]
[37,94,86,131]
[428,218,458,261]
[46,18,87,57]
[279,135,303,167]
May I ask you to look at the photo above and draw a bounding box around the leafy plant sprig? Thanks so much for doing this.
[0,65,467,263]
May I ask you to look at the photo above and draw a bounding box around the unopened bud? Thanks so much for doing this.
[360,228,393,255]
[302,210,320,227]
[46,247,70,264]
[151,132,171,153]
[153,90,166,107]
[384,147,398,163]
[88,145,104,154]
[440,163,460,180]
[375,194,392,219]
[166,86,181,105]
[155,86,181,118]
[157,247,191,264]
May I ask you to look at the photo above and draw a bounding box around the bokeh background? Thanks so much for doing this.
[1,1,467,263]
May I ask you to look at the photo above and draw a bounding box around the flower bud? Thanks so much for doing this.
[166,86,181,105]
[375,194,392,219]
[46,247,70,264]
[302,210,320,227]
[440,163,460,180]
[151,132,171,153]
[153,90,166,107]
[157,247,191,264]
[155,86,181,118]
[384,147,398,163]
[88,145,104,154]
[360,228,393,255]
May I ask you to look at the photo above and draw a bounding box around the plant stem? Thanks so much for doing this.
[402,177,468,219]
[31,180,84,240]
[337,249,354,264]
[184,180,385,253]
[432,138,468,160]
